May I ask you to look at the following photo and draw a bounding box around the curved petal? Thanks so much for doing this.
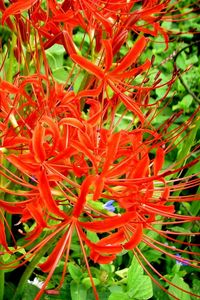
[79,211,136,232]
[71,54,104,79]
[2,0,38,25]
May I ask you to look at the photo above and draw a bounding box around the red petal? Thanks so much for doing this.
[38,170,66,218]
[27,200,47,228]
[79,211,136,232]
[124,223,143,250]
[97,229,125,246]
[93,10,112,36]
[102,132,121,175]
[2,0,38,25]
[71,140,97,170]
[108,82,145,123]
[39,229,71,272]
[154,147,165,175]
[112,59,151,80]
[133,153,149,178]
[0,199,26,214]
[77,83,103,97]
[7,155,37,174]
[111,37,147,74]
[0,80,18,93]
[73,175,96,218]
[86,99,102,126]
[102,39,113,71]
[106,156,133,178]
[32,125,46,163]
[62,30,77,56]
[71,54,104,79]
[59,118,84,130]
[40,116,60,155]
[93,176,104,201]
[78,227,122,254]
[43,32,63,50]
[90,250,116,264]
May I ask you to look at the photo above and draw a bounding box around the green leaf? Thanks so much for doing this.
[108,292,129,300]
[73,71,85,93]
[190,191,200,216]
[22,284,40,300]
[46,44,65,71]
[142,249,162,263]
[169,226,191,233]
[70,281,87,300]
[109,285,124,294]
[176,52,187,70]
[82,277,100,289]
[192,279,200,299]
[153,282,170,300]
[46,44,66,55]
[168,274,191,300]
[68,263,83,283]
[172,94,193,111]
[128,275,153,300]
[87,288,110,300]
[100,264,114,274]
[127,257,143,290]
[127,257,153,299]
[86,231,99,243]
[4,282,16,300]
[155,85,168,99]
[186,55,198,65]
[170,112,200,181]
[115,268,128,279]
[52,68,69,83]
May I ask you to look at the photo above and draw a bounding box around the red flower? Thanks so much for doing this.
[1,94,200,299]
[1,1,200,300]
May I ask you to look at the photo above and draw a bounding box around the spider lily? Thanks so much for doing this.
[0,1,200,300]
[1,89,200,299]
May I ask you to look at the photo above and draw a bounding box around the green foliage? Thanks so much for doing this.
[70,281,87,300]
[127,257,153,299]
[108,257,153,300]
[45,44,70,83]
[168,274,191,300]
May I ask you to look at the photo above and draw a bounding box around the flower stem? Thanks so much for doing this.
[13,243,52,300]
[7,32,17,83]
[0,154,5,300]
[0,259,4,300]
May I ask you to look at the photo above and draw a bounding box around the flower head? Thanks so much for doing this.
[0,1,200,300]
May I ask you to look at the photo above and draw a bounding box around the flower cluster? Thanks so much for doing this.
[0,1,200,300]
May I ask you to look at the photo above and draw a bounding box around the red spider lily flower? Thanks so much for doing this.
[1,96,200,300]
[1,1,200,300]
[70,36,151,123]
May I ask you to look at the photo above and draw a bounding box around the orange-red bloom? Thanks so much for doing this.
[0,1,200,300]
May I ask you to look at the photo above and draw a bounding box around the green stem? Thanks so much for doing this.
[13,243,52,300]
[0,155,5,300]
[6,32,17,83]
[0,258,4,300]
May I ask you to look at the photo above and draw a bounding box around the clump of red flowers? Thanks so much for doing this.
[0,1,200,300]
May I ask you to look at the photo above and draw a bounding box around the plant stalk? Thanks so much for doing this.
[13,242,52,300]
